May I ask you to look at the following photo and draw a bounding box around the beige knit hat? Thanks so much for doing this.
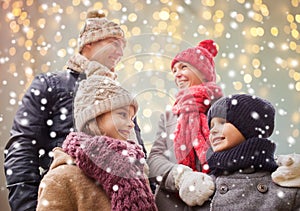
[78,10,125,52]
[74,61,138,134]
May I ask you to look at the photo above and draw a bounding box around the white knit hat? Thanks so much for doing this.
[78,10,125,52]
[74,62,138,133]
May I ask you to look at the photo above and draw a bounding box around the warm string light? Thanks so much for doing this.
[0,0,299,152]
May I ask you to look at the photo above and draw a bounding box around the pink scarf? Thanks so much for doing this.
[172,83,223,172]
[63,132,157,211]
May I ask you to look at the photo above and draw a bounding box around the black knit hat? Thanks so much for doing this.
[207,94,275,139]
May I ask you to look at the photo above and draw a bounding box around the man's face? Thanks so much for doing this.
[85,37,126,70]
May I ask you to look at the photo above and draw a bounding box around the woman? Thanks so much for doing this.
[148,40,223,210]
[147,39,300,210]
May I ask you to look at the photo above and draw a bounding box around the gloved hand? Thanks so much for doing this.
[271,154,300,187]
[173,165,215,206]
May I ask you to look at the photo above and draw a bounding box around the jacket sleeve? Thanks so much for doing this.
[4,74,53,211]
[294,189,300,209]
[147,112,178,192]
[133,117,147,158]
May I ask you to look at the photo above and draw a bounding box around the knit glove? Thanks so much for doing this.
[172,165,215,206]
[271,154,300,187]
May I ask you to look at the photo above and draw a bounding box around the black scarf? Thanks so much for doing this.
[208,137,278,176]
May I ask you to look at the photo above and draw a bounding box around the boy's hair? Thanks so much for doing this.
[207,94,275,139]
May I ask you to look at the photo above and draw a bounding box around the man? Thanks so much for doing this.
[4,10,146,211]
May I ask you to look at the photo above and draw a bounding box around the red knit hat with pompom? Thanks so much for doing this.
[171,39,218,82]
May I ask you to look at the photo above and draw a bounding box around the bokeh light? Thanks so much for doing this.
[1,1,300,209]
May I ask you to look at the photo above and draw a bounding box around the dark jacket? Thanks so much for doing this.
[4,69,146,211]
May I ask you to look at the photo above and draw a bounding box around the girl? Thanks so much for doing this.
[37,63,157,211]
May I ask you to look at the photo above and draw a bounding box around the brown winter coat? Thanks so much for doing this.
[36,147,111,211]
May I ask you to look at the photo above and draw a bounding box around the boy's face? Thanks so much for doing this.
[171,61,204,89]
[96,105,135,140]
[209,117,245,152]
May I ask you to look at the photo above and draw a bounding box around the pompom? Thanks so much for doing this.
[86,10,106,19]
[198,39,218,57]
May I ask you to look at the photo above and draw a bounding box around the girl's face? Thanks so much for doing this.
[172,61,204,89]
[83,37,125,70]
[209,117,245,152]
[96,105,135,140]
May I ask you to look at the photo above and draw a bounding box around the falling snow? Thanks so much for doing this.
[1,1,300,210]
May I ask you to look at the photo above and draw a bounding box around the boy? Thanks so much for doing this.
[205,94,300,210]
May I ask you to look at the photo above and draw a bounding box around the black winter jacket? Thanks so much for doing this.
[4,69,146,211]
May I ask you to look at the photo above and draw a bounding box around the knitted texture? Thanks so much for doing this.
[171,39,218,82]
[74,63,138,133]
[172,83,223,172]
[172,165,215,206]
[63,132,158,211]
[208,137,278,176]
[207,94,275,139]
[66,53,117,79]
[272,154,300,187]
[78,10,125,52]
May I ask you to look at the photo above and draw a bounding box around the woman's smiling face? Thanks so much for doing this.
[172,61,205,89]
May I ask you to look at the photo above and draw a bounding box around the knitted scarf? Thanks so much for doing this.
[207,137,278,176]
[62,132,157,211]
[172,83,223,172]
[66,53,117,79]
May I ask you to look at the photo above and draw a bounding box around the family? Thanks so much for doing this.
[4,9,300,211]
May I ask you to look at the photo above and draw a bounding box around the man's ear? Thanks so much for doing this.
[81,43,92,52]
[80,43,93,56]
